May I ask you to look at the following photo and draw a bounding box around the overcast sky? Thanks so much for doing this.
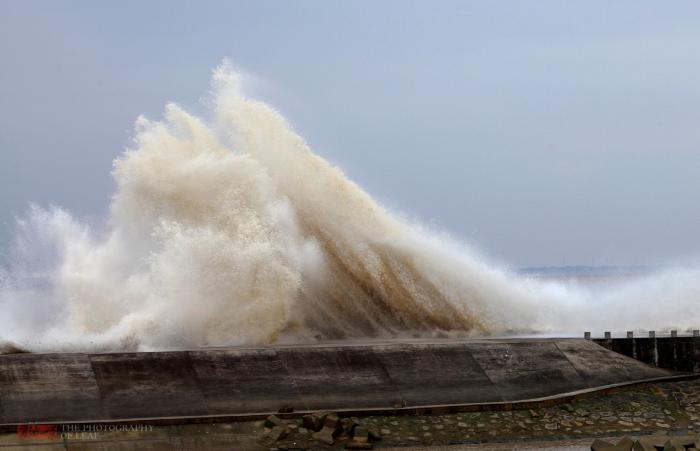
[1,1,699,267]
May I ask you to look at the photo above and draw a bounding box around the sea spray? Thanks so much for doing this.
[0,61,697,351]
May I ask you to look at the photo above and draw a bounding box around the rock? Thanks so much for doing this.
[303,413,325,432]
[266,425,289,442]
[618,420,634,427]
[615,437,634,451]
[265,415,284,428]
[341,417,359,436]
[380,428,391,436]
[661,438,694,451]
[367,428,382,441]
[312,427,335,446]
[670,435,698,447]
[352,426,368,442]
[590,439,615,451]
[323,414,341,434]
[632,439,656,451]
[311,414,341,445]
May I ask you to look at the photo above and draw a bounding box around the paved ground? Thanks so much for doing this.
[3,379,700,450]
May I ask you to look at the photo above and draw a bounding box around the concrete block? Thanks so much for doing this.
[341,417,359,436]
[643,435,671,448]
[367,428,382,441]
[591,436,633,451]
[265,414,284,428]
[632,439,657,451]
[615,436,634,450]
[324,413,341,433]
[662,437,694,451]
[266,425,289,442]
[312,426,336,445]
[303,412,325,432]
[590,438,615,450]
[663,435,696,447]
[352,426,369,443]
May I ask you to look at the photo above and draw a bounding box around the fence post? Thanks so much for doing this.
[694,330,700,373]
[670,330,678,371]
[627,331,636,359]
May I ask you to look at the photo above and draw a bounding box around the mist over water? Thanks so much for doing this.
[1,62,699,352]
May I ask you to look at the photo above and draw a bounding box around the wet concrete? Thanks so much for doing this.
[594,336,700,373]
[0,338,676,424]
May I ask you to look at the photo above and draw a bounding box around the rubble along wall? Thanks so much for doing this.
[0,338,675,424]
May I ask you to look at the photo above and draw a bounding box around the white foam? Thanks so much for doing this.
[1,61,698,352]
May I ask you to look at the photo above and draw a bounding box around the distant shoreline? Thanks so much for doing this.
[517,265,661,277]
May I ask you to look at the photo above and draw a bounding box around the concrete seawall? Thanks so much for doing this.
[0,338,678,425]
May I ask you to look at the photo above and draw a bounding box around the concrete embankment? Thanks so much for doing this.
[0,338,678,425]
[593,335,700,372]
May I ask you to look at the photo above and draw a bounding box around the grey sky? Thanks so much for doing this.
[1,1,699,267]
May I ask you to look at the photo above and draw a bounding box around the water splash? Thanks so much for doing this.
[1,62,698,352]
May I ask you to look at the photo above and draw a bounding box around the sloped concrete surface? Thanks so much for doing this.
[0,338,677,424]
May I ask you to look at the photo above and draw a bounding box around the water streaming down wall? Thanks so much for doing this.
[1,61,699,352]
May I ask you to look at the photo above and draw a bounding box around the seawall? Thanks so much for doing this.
[593,334,700,373]
[0,338,679,425]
